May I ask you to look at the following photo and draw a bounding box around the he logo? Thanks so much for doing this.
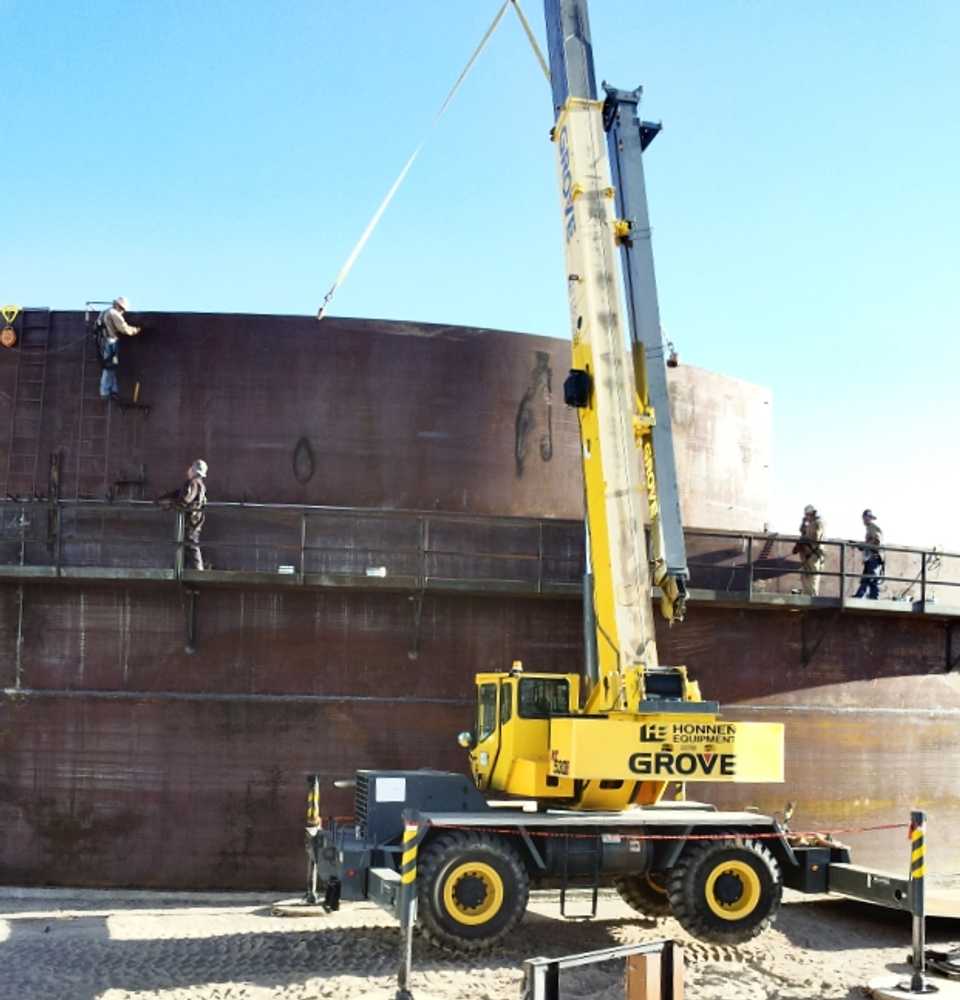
[639,723,668,742]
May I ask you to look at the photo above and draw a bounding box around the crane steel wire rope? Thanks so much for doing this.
[317,0,550,320]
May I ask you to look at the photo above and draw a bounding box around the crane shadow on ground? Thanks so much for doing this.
[773,894,960,954]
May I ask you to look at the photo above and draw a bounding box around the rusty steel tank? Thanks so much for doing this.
[0,308,956,891]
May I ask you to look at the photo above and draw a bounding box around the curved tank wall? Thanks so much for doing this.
[6,308,953,894]
[0,311,769,530]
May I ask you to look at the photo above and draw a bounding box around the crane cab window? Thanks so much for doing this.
[477,683,498,741]
[518,677,569,718]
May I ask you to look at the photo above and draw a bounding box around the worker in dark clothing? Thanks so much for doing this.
[96,297,140,401]
[158,459,208,570]
[854,508,883,599]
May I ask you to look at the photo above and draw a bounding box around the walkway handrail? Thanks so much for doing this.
[0,498,957,608]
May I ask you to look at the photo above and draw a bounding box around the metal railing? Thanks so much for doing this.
[0,499,584,594]
[683,527,960,608]
[0,499,957,610]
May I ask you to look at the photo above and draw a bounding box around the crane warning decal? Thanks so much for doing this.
[549,715,785,783]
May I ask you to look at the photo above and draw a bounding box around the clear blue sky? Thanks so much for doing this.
[3,1,958,550]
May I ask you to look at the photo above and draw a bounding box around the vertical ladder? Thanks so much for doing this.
[4,309,52,497]
[74,317,112,498]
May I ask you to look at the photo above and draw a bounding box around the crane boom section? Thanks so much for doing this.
[604,87,689,618]
[553,98,659,713]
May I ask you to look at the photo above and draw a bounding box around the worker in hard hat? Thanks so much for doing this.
[96,297,140,401]
[854,509,883,599]
[793,504,825,596]
[157,460,209,570]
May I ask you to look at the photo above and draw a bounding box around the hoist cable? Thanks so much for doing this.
[317,1,512,320]
[509,0,550,81]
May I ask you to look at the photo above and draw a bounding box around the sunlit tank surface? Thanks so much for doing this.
[0,309,955,890]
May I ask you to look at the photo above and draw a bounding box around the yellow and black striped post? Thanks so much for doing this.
[306,774,322,829]
[904,810,935,994]
[396,813,421,1000]
[304,774,322,905]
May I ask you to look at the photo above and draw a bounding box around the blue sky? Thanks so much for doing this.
[2,1,958,550]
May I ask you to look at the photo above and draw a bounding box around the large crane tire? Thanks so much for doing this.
[614,871,672,918]
[416,831,530,952]
[666,837,781,944]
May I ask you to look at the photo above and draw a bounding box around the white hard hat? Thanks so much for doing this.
[114,296,130,311]
[804,504,816,515]
[192,459,208,478]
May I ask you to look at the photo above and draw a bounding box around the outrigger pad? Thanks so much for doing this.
[927,949,960,981]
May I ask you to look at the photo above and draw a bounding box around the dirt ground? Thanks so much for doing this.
[1,887,958,1000]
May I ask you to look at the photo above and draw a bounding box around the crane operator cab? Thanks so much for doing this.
[458,662,580,801]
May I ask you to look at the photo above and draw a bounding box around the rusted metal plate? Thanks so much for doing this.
[12,584,582,698]
[2,579,959,889]
[0,311,772,531]
[0,693,466,889]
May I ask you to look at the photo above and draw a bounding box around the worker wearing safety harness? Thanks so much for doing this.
[96,297,140,401]
[794,504,825,596]
[854,508,884,599]
[158,460,209,570]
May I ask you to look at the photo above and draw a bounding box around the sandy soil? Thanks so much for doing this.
[1,887,957,1000]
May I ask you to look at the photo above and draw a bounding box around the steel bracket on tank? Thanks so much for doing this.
[183,586,199,654]
[946,621,960,673]
[407,590,424,661]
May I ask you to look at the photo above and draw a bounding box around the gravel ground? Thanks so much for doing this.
[1,887,958,1000]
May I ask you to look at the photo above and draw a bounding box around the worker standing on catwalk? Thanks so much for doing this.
[158,460,209,570]
[96,297,140,401]
[795,504,825,596]
[854,508,884,599]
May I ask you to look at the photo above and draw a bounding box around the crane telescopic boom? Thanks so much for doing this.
[462,0,784,812]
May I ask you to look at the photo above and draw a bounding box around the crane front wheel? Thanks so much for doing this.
[667,838,781,944]
[417,831,529,952]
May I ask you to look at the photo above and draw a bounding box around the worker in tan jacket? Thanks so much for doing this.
[794,504,825,596]
[96,296,140,401]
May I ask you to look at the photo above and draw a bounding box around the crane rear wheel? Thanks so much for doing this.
[667,837,781,944]
[614,871,672,918]
[417,831,529,952]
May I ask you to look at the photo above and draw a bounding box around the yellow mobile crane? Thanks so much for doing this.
[305,0,850,952]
